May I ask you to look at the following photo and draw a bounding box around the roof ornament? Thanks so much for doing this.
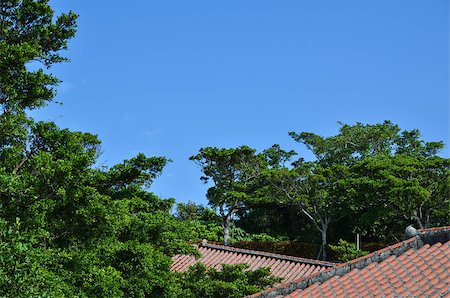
[405,225,418,238]
[201,239,208,246]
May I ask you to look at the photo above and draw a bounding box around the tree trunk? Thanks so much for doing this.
[300,208,329,261]
[321,225,327,260]
[223,212,233,246]
[317,223,328,261]
[413,216,424,229]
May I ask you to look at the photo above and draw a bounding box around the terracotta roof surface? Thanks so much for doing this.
[251,226,450,298]
[172,243,335,283]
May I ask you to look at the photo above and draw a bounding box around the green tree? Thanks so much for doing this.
[237,145,306,239]
[0,0,77,113]
[348,153,449,233]
[0,4,80,294]
[190,146,266,246]
[0,120,199,296]
[260,160,347,260]
[175,201,218,222]
[286,121,403,259]
[288,121,448,245]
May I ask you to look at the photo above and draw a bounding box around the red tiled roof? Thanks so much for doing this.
[172,242,335,283]
[251,226,450,298]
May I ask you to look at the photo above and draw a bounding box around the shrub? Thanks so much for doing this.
[329,239,369,262]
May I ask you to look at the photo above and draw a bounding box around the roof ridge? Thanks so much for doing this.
[417,226,450,233]
[199,242,336,267]
[417,226,450,245]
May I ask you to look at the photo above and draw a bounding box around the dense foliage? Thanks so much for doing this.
[329,239,369,262]
[176,263,281,298]
[192,123,449,260]
[190,146,265,245]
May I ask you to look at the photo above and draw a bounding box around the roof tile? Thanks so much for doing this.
[172,242,334,285]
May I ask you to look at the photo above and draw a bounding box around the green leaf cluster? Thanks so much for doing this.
[176,263,281,298]
[0,119,200,296]
[329,239,369,262]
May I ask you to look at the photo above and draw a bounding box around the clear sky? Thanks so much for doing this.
[33,0,449,206]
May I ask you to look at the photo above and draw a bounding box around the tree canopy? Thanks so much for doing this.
[192,122,449,260]
[190,146,265,245]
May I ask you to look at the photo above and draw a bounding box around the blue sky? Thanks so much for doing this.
[33,0,449,206]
